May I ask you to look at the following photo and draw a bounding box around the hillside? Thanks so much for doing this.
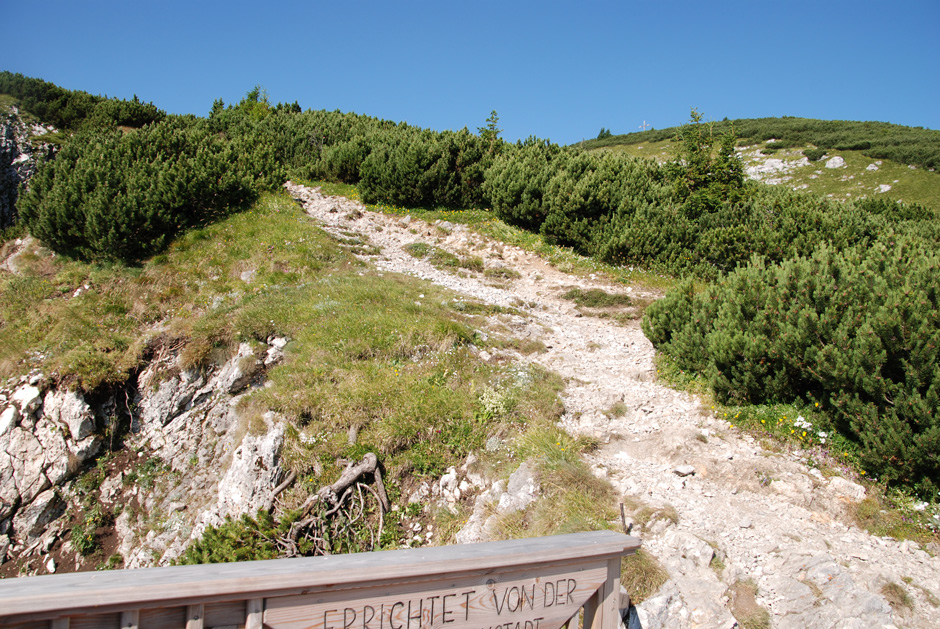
[579,117,940,212]
[2,74,940,627]
[3,182,938,626]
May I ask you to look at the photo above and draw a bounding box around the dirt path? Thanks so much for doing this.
[286,182,938,629]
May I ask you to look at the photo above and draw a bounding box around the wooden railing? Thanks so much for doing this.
[0,531,640,629]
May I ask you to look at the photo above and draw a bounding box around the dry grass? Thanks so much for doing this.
[881,582,913,613]
[620,550,669,604]
[729,580,771,629]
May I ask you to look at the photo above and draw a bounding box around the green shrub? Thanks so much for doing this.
[358,127,492,209]
[177,511,284,564]
[643,239,940,495]
[18,117,260,263]
[483,137,563,230]
[83,96,165,129]
[803,148,828,161]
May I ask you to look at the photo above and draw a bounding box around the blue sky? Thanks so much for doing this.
[5,0,938,144]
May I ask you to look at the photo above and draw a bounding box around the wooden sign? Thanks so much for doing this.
[265,564,607,629]
[0,531,640,629]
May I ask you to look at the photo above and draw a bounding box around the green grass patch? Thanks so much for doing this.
[404,242,431,258]
[561,287,631,308]
[484,266,521,280]
[881,582,913,613]
[485,424,615,541]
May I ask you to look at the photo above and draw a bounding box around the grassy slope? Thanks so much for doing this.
[4,192,638,560]
[583,121,940,212]
[1,193,567,487]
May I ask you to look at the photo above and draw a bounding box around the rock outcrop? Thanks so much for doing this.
[0,106,58,228]
[0,336,291,574]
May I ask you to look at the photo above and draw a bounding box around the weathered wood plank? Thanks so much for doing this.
[69,613,120,629]
[0,532,638,621]
[118,610,138,629]
[265,563,606,629]
[204,601,246,627]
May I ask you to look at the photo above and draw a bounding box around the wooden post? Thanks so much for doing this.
[246,598,264,629]
[119,610,139,629]
[186,604,204,629]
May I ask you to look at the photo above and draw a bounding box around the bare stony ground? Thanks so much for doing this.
[286,182,940,629]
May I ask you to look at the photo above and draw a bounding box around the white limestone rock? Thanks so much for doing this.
[12,488,63,542]
[4,426,50,504]
[216,343,261,394]
[0,405,18,436]
[497,461,539,514]
[11,385,42,416]
[828,476,866,502]
[825,156,846,169]
[210,417,285,522]
[43,389,95,441]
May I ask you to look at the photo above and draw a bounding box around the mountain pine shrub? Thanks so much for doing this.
[643,239,940,495]
[18,117,259,262]
[482,137,563,230]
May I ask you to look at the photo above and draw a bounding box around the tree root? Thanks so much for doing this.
[280,452,391,556]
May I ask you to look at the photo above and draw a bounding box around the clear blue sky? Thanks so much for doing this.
[5,0,938,144]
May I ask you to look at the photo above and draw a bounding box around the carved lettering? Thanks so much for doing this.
[324,609,339,629]
[442,593,457,624]
[406,599,422,629]
[462,590,474,621]
[267,571,597,629]
[427,594,440,623]
[390,602,404,629]
[521,585,536,611]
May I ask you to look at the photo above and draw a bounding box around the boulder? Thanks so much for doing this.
[828,476,866,502]
[213,419,285,521]
[4,427,50,504]
[137,367,203,427]
[825,156,845,169]
[34,418,72,485]
[43,390,95,441]
[216,343,261,394]
[12,488,64,542]
[11,385,42,416]
[497,461,539,514]
[0,405,18,436]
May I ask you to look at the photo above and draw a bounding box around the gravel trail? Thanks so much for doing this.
[287,182,938,629]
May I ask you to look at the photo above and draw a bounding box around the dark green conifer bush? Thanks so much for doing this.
[358,128,490,208]
[482,137,563,229]
[643,239,940,495]
[18,117,259,262]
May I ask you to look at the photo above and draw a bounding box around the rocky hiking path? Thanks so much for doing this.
[285,183,939,629]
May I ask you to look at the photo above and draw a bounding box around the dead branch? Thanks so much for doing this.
[264,470,298,512]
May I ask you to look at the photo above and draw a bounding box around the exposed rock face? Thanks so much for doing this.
[0,106,58,228]
[0,336,290,574]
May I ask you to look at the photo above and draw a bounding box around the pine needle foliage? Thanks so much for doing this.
[643,238,940,496]
[17,118,261,263]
